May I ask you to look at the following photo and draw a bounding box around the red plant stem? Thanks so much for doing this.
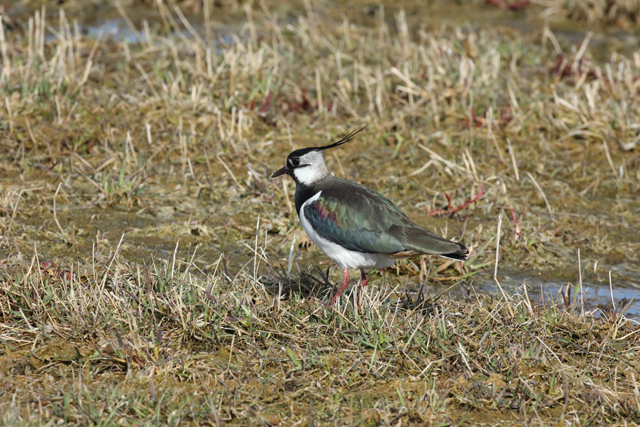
[426,185,485,217]
[511,208,522,239]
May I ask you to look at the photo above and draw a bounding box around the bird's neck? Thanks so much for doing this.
[294,180,322,216]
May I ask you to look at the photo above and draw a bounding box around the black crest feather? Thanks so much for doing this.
[319,126,367,151]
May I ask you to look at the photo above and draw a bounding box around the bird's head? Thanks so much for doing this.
[271,126,366,186]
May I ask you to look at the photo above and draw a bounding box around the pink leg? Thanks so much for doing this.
[330,268,350,306]
[358,269,368,308]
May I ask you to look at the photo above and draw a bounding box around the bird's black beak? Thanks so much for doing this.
[271,166,289,178]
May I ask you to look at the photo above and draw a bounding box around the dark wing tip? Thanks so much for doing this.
[320,125,367,151]
[442,243,469,261]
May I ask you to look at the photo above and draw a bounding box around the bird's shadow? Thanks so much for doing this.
[260,264,443,315]
[259,264,335,302]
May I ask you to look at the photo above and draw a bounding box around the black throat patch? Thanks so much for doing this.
[294,181,319,216]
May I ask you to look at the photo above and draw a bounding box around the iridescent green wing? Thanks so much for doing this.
[304,177,466,256]
[303,179,410,254]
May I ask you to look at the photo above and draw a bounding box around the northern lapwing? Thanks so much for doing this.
[271,127,469,305]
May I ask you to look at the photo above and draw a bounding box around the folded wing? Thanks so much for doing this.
[304,178,468,260]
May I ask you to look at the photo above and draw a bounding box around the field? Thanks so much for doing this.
[1,1,640,425]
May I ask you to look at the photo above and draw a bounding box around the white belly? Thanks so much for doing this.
[299,192,397,270]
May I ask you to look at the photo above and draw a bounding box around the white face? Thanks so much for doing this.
[291,151,329,186]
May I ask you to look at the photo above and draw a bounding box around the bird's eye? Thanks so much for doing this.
[289,158,300,167]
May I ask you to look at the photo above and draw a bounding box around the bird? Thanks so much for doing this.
[271,127,469,306]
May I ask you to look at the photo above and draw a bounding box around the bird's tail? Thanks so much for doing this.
[439,244,469,261]
[403,227,469,261]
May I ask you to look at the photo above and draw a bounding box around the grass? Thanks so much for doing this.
[1,1,640,425]
[537,0,640,27]
[1,247,639,425]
